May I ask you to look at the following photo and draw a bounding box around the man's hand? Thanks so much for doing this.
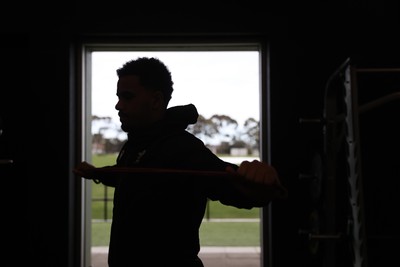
[73,161,96,179]
[226,160,286,202]
[226,160,280,186]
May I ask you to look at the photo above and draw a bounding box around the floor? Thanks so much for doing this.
[91,246,261,267]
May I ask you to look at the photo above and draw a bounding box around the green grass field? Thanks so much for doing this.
[91,153,261,247]
[92,220,260,246]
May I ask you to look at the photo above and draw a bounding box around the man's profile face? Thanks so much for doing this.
[115,75,159,132]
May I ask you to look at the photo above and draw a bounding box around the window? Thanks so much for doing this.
[80,42,270,267]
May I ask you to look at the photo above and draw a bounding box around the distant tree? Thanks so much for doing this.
[187,114,218,139]
[91,115,126,154]
[242,117,260,151]
[217,141,231,154]
[92,115,112,123]
[231,139,247,148]
[187,114,238,146]
[92,133,106,154]
[209,114,238,143]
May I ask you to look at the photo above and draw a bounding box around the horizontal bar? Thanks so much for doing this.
[356,68,400,73]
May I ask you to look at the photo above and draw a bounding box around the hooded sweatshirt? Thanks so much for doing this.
[101,104,268,266]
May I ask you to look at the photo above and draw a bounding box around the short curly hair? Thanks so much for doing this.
[116,57,174,105]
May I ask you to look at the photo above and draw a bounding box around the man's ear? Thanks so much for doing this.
[151,90,165,109]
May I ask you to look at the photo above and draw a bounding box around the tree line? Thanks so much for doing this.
[91,114,260,155]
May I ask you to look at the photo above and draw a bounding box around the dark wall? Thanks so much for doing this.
[1,3,398,267]
[269,9,400,267]
[1,34,31,267]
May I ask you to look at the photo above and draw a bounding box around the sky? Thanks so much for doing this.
[91,51,260,139]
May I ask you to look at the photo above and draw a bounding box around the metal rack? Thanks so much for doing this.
[299,58,399,267]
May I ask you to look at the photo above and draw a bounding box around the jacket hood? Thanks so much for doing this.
[165,103,198,128]
[127,104,198,141]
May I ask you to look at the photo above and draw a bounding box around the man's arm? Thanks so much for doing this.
[226,160,287,204]
[73,161,118,187]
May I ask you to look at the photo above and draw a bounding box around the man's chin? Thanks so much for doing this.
[120,124,129,132]
[121,123,138,133]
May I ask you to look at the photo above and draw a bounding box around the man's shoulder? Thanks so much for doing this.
[162,129,204,147]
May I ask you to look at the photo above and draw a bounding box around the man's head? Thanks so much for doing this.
[115,57,174,132]
[116,57,174,104]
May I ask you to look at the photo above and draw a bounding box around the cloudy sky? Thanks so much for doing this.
[91,51,260,139]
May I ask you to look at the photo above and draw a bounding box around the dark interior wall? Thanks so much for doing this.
[270,9,400,267]
[1,34,31,266]
[0,33,76,266]
[1,2,398,267]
